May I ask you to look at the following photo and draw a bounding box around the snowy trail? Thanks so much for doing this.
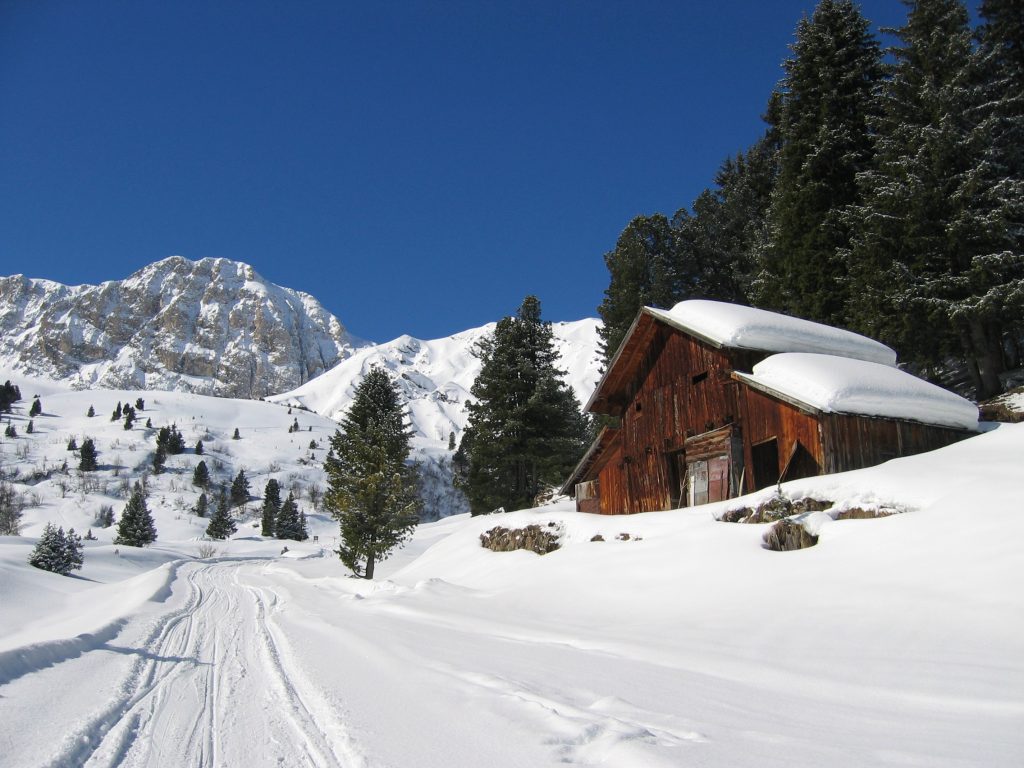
[1,561,362,768]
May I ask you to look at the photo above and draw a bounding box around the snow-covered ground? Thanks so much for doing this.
[1,366,1021,765]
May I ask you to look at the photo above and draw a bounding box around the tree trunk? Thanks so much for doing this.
[364,553,375,580]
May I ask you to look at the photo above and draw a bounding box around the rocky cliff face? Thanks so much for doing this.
[0,256,362,398]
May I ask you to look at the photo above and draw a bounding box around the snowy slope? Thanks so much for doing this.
[0,383,1020,767]
[0,256,363,398]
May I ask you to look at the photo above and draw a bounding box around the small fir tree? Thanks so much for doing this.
[78,438,98,472]
[192,460,210,488]
[261,479,282,537]
[152,444,167,474]
[229,469,250,508]
[29,398,41,417]
[62,528,84,572]
[87,405,95,417]
[232,427,240,440]
[28,523,74,574]
[67,436,78,451]
[5,424,16,438]
[194,492,209,518]
[275,491,308,541]
[135,397,145,410]
[114,483,158,547]
[205,490,237,540]
[195,439,204,455]
[26,420,33,434]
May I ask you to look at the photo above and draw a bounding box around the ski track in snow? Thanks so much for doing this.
[25,562,361,768]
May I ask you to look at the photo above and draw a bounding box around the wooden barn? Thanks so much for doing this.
[563,301,979,515]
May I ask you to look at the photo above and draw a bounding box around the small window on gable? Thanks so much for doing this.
[692,371,708,386]
[634,401,643,413]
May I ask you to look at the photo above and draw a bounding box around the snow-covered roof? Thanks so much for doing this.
[647,300,897,366]
[735,353,979,431]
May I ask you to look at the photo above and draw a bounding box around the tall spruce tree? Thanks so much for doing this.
[324,366,419,579]
[846,0,1023,397]
[261,479,282,537]
[596,214,679,366]
[456,296,590,515]
[755,0,882,325]
[114,483,158,547]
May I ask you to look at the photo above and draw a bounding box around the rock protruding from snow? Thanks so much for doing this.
[0,256,363,398]
[649,300,898,366]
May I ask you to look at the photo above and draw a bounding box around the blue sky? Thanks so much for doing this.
[0,1,947,342]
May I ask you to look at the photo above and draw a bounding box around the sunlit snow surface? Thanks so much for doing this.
[0,372,1021,767]
[737,352,980,430]
[650,299,898,365]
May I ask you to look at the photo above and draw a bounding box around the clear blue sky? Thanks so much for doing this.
[0,1,954,342]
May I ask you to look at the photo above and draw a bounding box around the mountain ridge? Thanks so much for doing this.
[0,256,363,399]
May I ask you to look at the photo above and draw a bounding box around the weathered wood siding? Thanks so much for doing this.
[596,441,627,515]
[819,414,972,474]
[609,326,753,512]
[737,386,824,492]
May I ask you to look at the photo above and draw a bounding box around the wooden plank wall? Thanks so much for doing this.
[609,327,748,512]
[737,386,824,492]
[820,414,973,473]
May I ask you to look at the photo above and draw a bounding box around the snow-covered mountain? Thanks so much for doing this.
[269,319,602,444]
[0,256,362,399]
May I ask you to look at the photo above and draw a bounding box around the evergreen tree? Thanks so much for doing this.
[5,424,15,438]
[0,380,21,412]
[596,214,679,365]
[232,428,240,440]
[135,397,145,410]
[195,439,204,455]
[261,478,282,537]
[192,460,210,488]
[26,420,33,434]
[61,528,84,572]
[114,483,158,547]
[448,431,456,450]
[29,398,41,417]
[145,418,152,428]
[229,469,250,507]
[324,366,419,578]
[28,523,75,574]
[457,296,590,515]
[194,492,209,518]
[846,0,1024,397]
[86,405,95,418]
[67,436,77,451]
[755,0,882,325]
[123,408,135,430]
[275,491,308,541]
[152,444,167,474]
[111,402,122,421]
[206,489,237,540]
[78,437,98,472]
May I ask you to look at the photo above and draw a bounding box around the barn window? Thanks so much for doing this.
[692,371,708,385]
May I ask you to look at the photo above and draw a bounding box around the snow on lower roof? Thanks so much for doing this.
[648,300,897,366]
[736,353,979,430]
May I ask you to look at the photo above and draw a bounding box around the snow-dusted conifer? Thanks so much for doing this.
[325,366,418,578]
[114,482,157,547]
[261,479,281,537]
[205,490,236,540]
